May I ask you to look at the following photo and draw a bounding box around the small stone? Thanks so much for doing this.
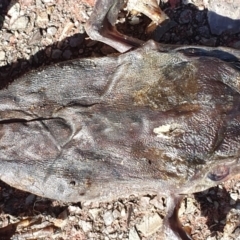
[236,203,240,210]
[58,209,68,220]
[230,199,236,205]
[129,16,140,25]
[230,192,238,201]
[0,51,6,61]
[195,11,205,23]
[78,220,92,232]
[198,26,210,38]
[103,211,114,226]
[89,208,101,220]
[11,16,29,30]
[150,196,165,210]
[29,30,42,45]
[179,9,192,24]
[47,26,57,35]
[8,3,20,17]
[136,213,163,237]
[51,49,62,59]
[231,41,240,49]
[112,209,121,219]
[53,218,67,228]
[68,205,81,215]
[36,11,49,28]
[140,196,150,208]
[128,227,140,240]
[63,49,72,59]
[25,194,36,205]
[213,201,219,209]
[121,208,126,217]
[69,34,84,47]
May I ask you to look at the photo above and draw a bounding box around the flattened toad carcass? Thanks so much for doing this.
[1,41,240,239]
[2,0,240,239]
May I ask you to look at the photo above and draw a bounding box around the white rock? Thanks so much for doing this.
[136,213,163,236]
[140,196,150,208]
[78,220,92,232]
[0,51,6,61]
[112,209,121,219]
[89,208,101,220]
[8,3,20,17]
[11,16,29,30]
[36,11,49,28]
[103,211,114,226]
[68,205,81,214]
[128,227,140,240]
[149,196,165,210]
[230,192,238,201]
[47,26,57,35]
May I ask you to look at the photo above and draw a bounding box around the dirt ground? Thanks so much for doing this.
[0,0,240,239]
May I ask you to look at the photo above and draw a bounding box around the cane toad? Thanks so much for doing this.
[1,1,240,239]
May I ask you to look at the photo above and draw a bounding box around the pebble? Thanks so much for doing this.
[11,16,29,30]
[63,49,72,59]
[230,192,238,201]
[25,194,36,205]
[68,205,82,215]
[51,49,62,59]
[136,213,162,237]
[195,11,205,23]
[112,209,121,219]
[129,16,140,25]
[231,40,240,50]
[47,26,57,35]
[198,26,210,38]
[89,208,101,220]
[7,3,20,17]
[78,220,92,232]
[0,51,6,61]
[128,227,140,240]
[36,11,49,28]
[69,34,84,47]
[179,9,192,24]
[139,196,150,208]
[120,208,126,217]
[103,211,114,226]
[150,196,165,210]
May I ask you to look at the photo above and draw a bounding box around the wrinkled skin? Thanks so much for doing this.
[2,1,240,239]
[1,40,240,239]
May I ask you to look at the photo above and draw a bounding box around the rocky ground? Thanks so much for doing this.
[0,0,240,239]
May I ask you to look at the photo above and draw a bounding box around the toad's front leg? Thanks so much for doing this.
[85,0,168,52]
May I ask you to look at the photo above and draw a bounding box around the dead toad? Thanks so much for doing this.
[1,0,240,239]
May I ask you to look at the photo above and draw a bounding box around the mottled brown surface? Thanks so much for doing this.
[0,1,240,240]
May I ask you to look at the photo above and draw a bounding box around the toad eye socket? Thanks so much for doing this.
[207,165,230,181]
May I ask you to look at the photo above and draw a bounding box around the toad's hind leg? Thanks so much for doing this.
[164,195,192,240]
[85,0,168,53]
[85,0,143,53]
